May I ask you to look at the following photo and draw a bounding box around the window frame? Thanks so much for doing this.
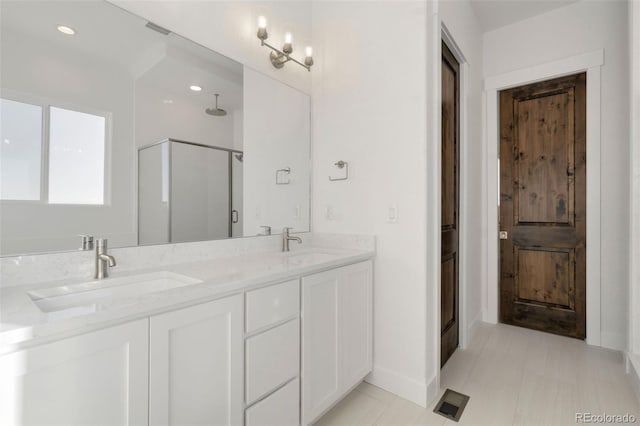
[0,90,112,206]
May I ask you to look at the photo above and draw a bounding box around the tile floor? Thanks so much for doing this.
[314,323,640,426]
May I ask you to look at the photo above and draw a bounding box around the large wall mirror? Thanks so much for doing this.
[0,1,311,256]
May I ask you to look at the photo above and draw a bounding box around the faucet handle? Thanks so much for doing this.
[78,234,94,251]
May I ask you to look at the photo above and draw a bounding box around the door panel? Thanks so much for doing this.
[516,247,573,308]
[301,269,340,424]
[149,296,244,426]
[499,73,586,339]
[515,92,574,224]
[441,257,456,329]
[441,41,459,367]
[0,320,149,426]
[340,262,373,389]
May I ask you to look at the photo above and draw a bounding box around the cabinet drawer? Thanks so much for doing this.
[246,319,299,404]
[246,378,299,426]
[246,279,299,333]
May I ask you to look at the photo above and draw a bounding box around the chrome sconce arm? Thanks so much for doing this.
[257,16,313,71]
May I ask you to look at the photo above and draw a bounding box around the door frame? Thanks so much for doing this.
[484,49,604,346]
[441,26,470,353]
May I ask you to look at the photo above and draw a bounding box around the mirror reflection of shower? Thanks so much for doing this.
[205,93,227,116]
[138,139,243,245]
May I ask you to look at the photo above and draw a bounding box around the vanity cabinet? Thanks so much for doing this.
[0,319,149,426]
[301,261,373,425]
[245,279,301,426]
[0,257,373,426]
[149,295,244,426]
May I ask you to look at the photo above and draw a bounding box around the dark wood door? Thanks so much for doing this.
[441,42,459,366]
[499,73,586,339]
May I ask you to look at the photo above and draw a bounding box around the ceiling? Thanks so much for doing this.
[1,0,243,108]
[470,0,578,32]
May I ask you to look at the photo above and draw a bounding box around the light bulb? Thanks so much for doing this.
[189,85,202,92]
[284,32,292,44]
[258,16,267,29]
[305,46,313,57]
[57,25,76,35]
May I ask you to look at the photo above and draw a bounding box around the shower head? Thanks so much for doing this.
[205,94,227,116]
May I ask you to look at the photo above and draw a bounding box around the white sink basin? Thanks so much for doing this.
[28,271,202,314]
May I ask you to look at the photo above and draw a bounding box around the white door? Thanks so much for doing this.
[0,319,149,426]
[149,295,243,426]
[301,268,340,424]
[339,261,373,389]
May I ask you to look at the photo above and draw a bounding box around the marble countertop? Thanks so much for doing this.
[0,246,373,354]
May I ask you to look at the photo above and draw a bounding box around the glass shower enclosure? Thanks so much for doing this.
[138,138,243,245]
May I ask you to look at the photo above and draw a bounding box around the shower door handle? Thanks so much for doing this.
[232,210,239,223]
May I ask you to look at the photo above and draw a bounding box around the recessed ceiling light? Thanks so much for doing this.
[189,85,202,92]
[57,25,76,35]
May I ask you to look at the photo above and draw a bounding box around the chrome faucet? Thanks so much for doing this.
[95,238,116,279]
[282,227,302,252]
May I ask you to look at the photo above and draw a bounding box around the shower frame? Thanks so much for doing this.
[137,138,243,244]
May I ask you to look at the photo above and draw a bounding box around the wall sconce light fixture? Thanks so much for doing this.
[257,16,313,71]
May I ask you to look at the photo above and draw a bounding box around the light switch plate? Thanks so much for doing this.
[387,205,398,223]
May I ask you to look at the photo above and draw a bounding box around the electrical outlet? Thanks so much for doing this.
[387,205,399,223]
[325,205,336,220]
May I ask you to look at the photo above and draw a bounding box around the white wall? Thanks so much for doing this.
[483,0,630,350]
[243,68,310,236]
[110,1,312,95]
[311,1,432,405]
[438,0,485,348]
[629,0,640,358]
[135,83,237,149]
[0,27,136,254]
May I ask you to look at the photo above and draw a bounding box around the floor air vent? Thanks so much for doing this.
[433,389,470,422]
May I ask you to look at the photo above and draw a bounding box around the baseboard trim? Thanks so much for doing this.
[627,352,640,404]
[426,374,439,404]
[465,312,482,348]
[600,332,626,351]
[365,366,429,408]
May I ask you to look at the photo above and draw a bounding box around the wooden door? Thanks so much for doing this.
[149,295,244,426]
[0,320,149,426]
[499,73,586,338]
[441,41,460,367]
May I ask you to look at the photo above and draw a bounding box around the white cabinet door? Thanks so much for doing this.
[0,319,149,426]
[301,268,341,425]
[339,261,373,390]
[245,378,300,426]
[246,319,300,404]
[301,260,373,425]
[149,295,243,426]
